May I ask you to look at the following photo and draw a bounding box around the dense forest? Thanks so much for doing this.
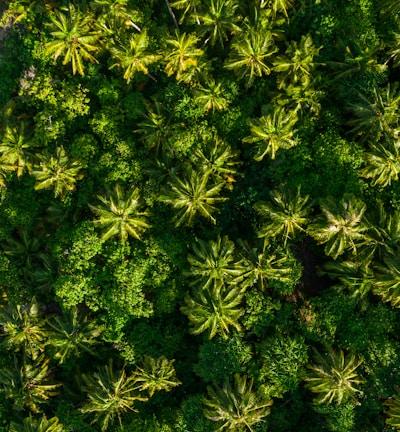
[2,0,400,430]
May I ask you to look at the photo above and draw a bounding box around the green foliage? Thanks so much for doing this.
[194,334,252,384]
[1,1,400,430]
[258,332,308,398]
[242,291,281,337]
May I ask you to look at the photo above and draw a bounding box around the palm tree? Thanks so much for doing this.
[197,0,241,47]
[346,84,400,143]
[10,415,64,432]
[47,307,102,365]
[242,107,298,160]
[164,31,205,83]
[186,235,245,289]
[0,302,48,360]
[203,373,273,431]
[32,147,83,201]
[224,28,277,86]
[322,260,373,300]
[5,0,55,24]
[255,186,311,246]
[2,228,49,269]
[170,0,202,24]
[89,185,150,243]
[372,250,400,308]
[181,283,245,339]
[279,76,323,118]
[159,168,227,226]
[307,194,369,260]
[80,360,147,431]
[303,345,364,405]
[264,0,295,20]
[194,79,230,113]
[361,140,400,187]
[135,101,173,153]
[237,240,295,291]
[194,135,240,184]
[327,40,386,82]
[385,385,400,429]
[109,30,160,83]
[0,355,60,413]
[273,35,321,89]
[44,4,100,75]
[93,0,142,42]
[134,356,181,397]
[0,121,36,177]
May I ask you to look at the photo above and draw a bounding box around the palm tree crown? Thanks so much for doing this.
[303,345,364,405]
[32,147,83,201]
[225,28,277,86]
[255,186,311,246]
[243,107,298,160]
[308,194,368,260]
[203,373,273,431]
[89,185,150,243]
[44,4,100,75]
[160,168,227,226]
[80,361,147,431]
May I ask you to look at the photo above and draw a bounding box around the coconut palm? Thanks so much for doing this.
[279,76,323,118]
[186,235,245,289]
[44,4,100,75]
[194,136,240,183]
[89,185,150,243]
[134,356,181,397]
[0,302,48,360]
[203,373,273,431]
[32,147,83,201]
[170,0,202,24]
[181,283,245,339]
[47,307,102,365]
[164,31,205,83]
[2,228,49,269]
[237,240,295,291]
[80,360,147,431]
[273,34,321,89]
[346,84,400,143]
[372,250,400,308]
[242,107,298,161]
[224,28,277,86]
[5,0,55,24]
[385,385,400,429]
[361,140,400,187]
[197,0,241,47]
[109,30,160,83]
[264,0,295,19]
[0,355,60,413]
[194,79,230,112]
[0,121,36,177]
[255,186,311,246]
[93,0,143,43]
[135,101,174,153]
[327,40,386,82]
[159,168,227,226]
[307,194,369,260]
[303,345,364,405]
[10,415,64,432]
[322,260,373,300]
